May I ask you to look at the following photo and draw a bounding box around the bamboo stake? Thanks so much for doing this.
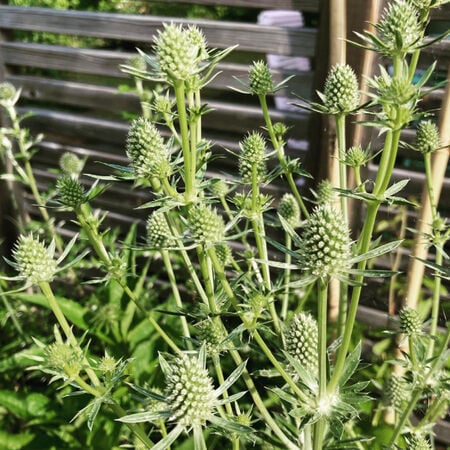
[404,63,450,310]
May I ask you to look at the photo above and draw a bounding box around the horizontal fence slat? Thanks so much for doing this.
[146,0,320,11]
[0,6,317,57]
[2,44,314,97]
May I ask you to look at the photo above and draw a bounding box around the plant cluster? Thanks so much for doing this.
[0,1,449,449]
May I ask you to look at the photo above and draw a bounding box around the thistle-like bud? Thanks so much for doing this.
[59,152,84,178]
[249,61,274,95]
[154,23,200,82]
[399,306,422,336]
[285,312,318,376]
[13,234,57,284]
[278,193,301,228]
[273,122,289,142]
[46,342,83,379]
[416,120,440,154]
[324,64,360,114]
[127,55,147,72]
[164,353,215,427]
[215,242,232,267]
[57,176,86,208]
[238,132,267,184]
[189,204,225,245]
[384,374,407,410]
[345,145,368,168]
[406,434,432,450]
[126,118,171,180]
[300,205,351,279]
[315,179,337,206]
[186,25,208,61]
[195,319,229,356]
[210,178,230,198]
[146,210,174,248]
[0,82,17,104]
[98,354,117,374]
[153,93,174,116]
[378,0,421,56]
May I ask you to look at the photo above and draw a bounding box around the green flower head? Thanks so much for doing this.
[278,193,301,228]
[300,205,351,279]
[249,60,274,95]
[399,306,422,336]
[238,132,267,184]
[323,64,360,114]
[56,175,86,208]
[0,82,17,105]
[13,234,57,285]
[126,117,171,180]
[189,204,225,245]
[146,210,175,249]
[416,120,440,154]
[59,152,84,178]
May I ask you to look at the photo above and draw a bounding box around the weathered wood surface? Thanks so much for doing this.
[0,6,317,57]
[2,46,314,98]
[144,0,320,11]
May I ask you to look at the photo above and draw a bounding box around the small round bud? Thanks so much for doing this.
[278,193,301,228]
[406,434,432,450]
[249,61,274,95]
[155,23,200,82]
[126,118,170,180]
[210,178,230,198]
[300,205,351,279]
[59,152,84,178]
[315,179,337,206]
[324,64,360,114]
[0,82,16,103]
[378,0,421,56]
[146,210,174,249]
[153,93,174,116]
[195,319,229,356]
[215,242,232,267]
[285,312,318,376]
[98,354,117,374]
[46,342,83,379]
[345,145,368,168]
[384,374,408,410]
[399,306,422,336]
[239,132,267,184]
[189,204,225,245]
[13,234,57,284]
[186,26,208,61]
[165,354,215,427]
[127,55,147,72]
[416,120,440,154]
[57,176,86,208]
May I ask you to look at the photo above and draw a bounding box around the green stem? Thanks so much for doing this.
[212,354,234,417]
[161,249,191,342]
[281,232,292,321]
[174,80,195,203]
[313,279,328,450]
[258,94,309,219]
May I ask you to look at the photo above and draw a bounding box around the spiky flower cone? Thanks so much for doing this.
[126,118,170,180]
[13,234,57,284]
[323,64,360,114]
[346,145,367,168]
[399,306,422,336]
[278,193,301,228]
[238,132,267,184]
[315,179,337,206]
[59,152,84,178]
[378,0,421,56]
[384,374,407,410]
[215,242,232,267]
[285,312,318,376]
[195,319,229,356]
[186,25,208,61]
[249,61,274,95]
[146,210,174,249]
[165,354,215,427]
[127,55,147,72]
[46,342,83,379]
[416,120,440,154]
[57,176,85,208]
[154,23,200,82]
[188,204,225,245]
[407,434,432,450]
[300,205,351,279]
[0,82,16,103]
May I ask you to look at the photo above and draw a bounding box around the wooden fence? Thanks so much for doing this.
[0,0,449,441]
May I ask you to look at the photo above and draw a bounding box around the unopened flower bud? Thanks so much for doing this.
[399,306,422,336]
[239,132,267,184]
[249,61,274,95]
[13,234,57,284]
[278,193,300,227]
[300,205,351,279]
[59,152,84,178]
[324,64,360,114]
[127,55,147,72]
[416,120,440,154]
[0,82,16,103]
[146,210,174,248]
[189,204,225,245]
[57,176,85,208]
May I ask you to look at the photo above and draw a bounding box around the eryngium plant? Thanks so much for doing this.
[2,1,449,449]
